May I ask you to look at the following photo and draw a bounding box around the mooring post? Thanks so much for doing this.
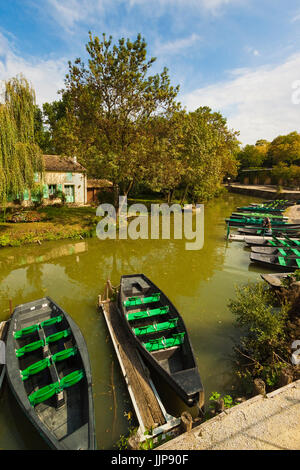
[9,299,12,316]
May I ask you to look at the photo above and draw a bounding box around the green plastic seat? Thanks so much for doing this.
[52,346,78,363]
[127,305,169,322]
[21,358,51,381]
[124,293,160,307]
[296,259,300,268]
[45,329,70,344]
[28,382,59,406]
[16,339,45,358]
[40,315,63,328]
[14,324,39,339]
[143,332,185,352]
[60,369,84,389]
[133,318,178,336]
[278,248,288,256]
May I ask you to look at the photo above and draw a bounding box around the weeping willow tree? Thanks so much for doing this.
[0,75,44,215]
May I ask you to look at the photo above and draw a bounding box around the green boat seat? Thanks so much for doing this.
[143,332,185,352]
[14,315,63,339]
[133,318,179,336]
[59,369,84,389]
[285,237,300,247]
[273,237,289,246]
[278,256,287,266]
[45,328,70,345]
[28,382,59,406]
[21,358,51,381]
[124,293,160,308]
[278,248,288,256]
[296,259,300,268]
[16,339,45,358]
[52,346,78,363]
[14,324,39,339]
[127,305,169,322]
[289,248,300,257]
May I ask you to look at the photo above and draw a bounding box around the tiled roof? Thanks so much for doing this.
[87,179,113,188]
[43,155,86,173]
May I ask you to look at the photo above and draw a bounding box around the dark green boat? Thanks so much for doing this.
[6,297,96,450]
[250,252,300,271]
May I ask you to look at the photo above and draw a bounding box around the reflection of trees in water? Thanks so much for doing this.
[60,194,255,296]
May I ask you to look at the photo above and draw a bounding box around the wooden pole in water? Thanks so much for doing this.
[9,299,12,316]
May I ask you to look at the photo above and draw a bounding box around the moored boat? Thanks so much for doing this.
[6,297,95,450]
[118,274,204,407]
[244,236,300,247]
[250,253,300,271]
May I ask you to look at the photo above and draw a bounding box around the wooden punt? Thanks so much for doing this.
[118,274,204,407]
[5,297,95,450]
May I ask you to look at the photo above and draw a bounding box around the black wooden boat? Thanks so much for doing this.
[261,273,295,289]
[231,212,287,220]
[226,217,296,227]
[0,321,8,392]
[6,297,95,450]
[250,253,300,271]
[237,226,300,236]
[251,245,300,256]
[118,274,204,407]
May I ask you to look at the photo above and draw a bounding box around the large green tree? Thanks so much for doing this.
[180,107,240,202]
[0,76,43,208]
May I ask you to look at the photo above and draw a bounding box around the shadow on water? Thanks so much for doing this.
[0,193,266,449]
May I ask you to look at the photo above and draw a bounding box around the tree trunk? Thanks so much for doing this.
[180,184,189,205]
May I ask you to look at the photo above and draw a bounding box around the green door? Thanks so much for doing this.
[64,185,75,203]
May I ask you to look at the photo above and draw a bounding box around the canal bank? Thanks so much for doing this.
[157,379,300,450]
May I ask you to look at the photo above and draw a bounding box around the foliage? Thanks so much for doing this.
[267,132,300,166]
[237,141,269,169]
[0,75,44,209]
[272,162,300,188]
[209,391,236,410]
[228,281,290,395]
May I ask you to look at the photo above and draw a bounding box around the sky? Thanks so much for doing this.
[0,0,300,145]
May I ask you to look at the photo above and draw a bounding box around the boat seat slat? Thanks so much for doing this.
[133,318,178,336]
[127,305,169,322]
[21,357,51,381]
[124,293,160,307]
[52,346,78,363]
[15,339,45,358]
[143,332,185,352]
[45,328,70,345]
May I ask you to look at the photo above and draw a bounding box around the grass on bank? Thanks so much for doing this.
[0,206,98,247]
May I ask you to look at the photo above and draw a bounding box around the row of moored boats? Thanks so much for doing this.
[227,199,300,271]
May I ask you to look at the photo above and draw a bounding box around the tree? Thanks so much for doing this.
[0,75,43,210]
[59,32,180,201]
[180,107,239,202]
[34,105,53,153]
[237,141,269,169]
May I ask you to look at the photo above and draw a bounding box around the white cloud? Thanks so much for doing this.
[0,33,67,105]
[181,53,300,145]
[42,0,242,32]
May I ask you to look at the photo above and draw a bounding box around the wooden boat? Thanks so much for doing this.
[237,226,300,236]
[0,321,8,392]
[118,274,204,407]
[226,216,293,227]
[231,212,288,220]
[250,253,300,271]
[261,273,297,289]
[251,245,300,256]
[6,297,95,450]
[236,207,284,214]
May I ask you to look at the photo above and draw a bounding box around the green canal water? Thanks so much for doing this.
[0,193,272,450]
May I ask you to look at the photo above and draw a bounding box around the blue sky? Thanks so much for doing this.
[1,0,300,144]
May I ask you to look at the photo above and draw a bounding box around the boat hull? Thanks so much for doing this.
[250,253,300,271]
